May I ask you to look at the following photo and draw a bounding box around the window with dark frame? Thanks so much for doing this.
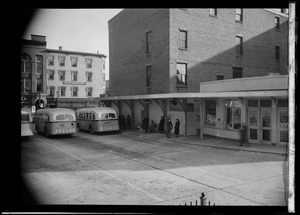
[71,87,78,97]
[233,67,243,79]
[49,86,55,96]
[59,70,65,81]
[176,63,187,86]
[236,8,243,22]
[236,36,243,56]
[275,45,280,60]
[205,100,216,126]
[146,65,152,87]
[275,17,280,30]
[48,70,54,80]
[86,87,93,97]
[60,87,66,97]
[86,58,92,68]
[179,30,188,49]
[71,57,78,67]
[36,55,43,74]
[71,71,78,81]
[216,74,224,80]
[86,72,92,82]
[146,31,152,54]
[58,56,65,67]
[48,55,54,66]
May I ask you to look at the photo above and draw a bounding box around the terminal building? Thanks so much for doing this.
[101,8,289,145]
[21,35,107,110]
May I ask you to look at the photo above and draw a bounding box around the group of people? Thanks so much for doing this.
[143,115,180,138]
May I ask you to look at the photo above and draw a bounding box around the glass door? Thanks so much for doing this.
[248,109,259,143]
[261,109,272,143]
[278,109,288,144]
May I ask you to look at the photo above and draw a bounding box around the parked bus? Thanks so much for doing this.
[21,108,35,137]
[76,107,119,134]
[35,108,77,137]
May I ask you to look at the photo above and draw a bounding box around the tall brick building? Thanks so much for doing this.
[103,9,289,145]
[108,9,288,96]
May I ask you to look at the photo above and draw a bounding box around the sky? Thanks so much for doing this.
[22,9,123,80]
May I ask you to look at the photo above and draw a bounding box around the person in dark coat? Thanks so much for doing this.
[143,115,149,133]
[126,114,131,129]
[174,119,180,137]
[166,117,173,138]
[158,116,165,134]
[239,124,246,146]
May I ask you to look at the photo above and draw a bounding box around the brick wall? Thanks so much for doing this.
[109,9,170,96]
[109,9,288,95]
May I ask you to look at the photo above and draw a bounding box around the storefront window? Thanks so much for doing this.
[205,100,216,126]
[225,99,241,129]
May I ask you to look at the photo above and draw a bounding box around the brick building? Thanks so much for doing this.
[44,47,106,109]
[21,35,107,110]
[102,9,289,145]
[21,35,48,109]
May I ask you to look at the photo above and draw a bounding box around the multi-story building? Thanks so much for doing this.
[102,9,289,145]
[21,34,48,109]
[21,35,107,110]
[44,47,106,109]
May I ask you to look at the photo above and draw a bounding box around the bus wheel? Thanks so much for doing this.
[89,125,94,134]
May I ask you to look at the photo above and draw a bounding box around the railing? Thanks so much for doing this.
[179,193,216,206]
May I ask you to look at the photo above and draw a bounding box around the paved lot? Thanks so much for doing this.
[21,130,287,206]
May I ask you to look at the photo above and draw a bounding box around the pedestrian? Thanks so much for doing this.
[166,117,173,138]
[126,114,131,129]
[149,120,156,133]
[143,115,149,133]
[158,116,165,134]
[174,119,180,137]
[239,124,246,146]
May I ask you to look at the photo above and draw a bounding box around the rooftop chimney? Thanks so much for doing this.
[59,46,62,51]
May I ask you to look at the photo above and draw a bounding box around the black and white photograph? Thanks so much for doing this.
[3,5,297,214]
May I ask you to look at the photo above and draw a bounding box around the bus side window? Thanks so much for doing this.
[92,113,95,120]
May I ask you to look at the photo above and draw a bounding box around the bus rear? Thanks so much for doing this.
[47,111,77,136]
[21,109,35,137]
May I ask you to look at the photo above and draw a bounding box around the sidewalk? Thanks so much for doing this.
[121,129,288,156]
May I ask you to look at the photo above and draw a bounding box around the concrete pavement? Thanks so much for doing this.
[121,129,288,156]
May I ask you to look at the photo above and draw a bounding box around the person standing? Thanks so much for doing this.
[239,124,246,146]
[126,114,131,129]
[166,117,173,138]
[174,119,180,137]
[143,115,149,133]
[158,116,165,134]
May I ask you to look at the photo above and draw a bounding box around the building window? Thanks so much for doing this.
[86,72,93,82]
[225,99,242,130]
[248,100,258,107]
[216,74,224,80]
[205,100,216,126]
[275,17,280,30]
[233,67,243,79]
[58,56,65,67]
[21,78,31,93]
[236,36,243,56]
[48,70,54,80]
[21,53,32,73]
[71,71,78,81]
[86,58,92,68]
[48,55,54,66]
[36,55,43,74]
[209,8,217,16]
[36,78,42,92]
[278,99,288,107]
[58,70,66,81]
[71,57,78,67]
[260,99,272,107]
[86,87,93,97]
[146,65,152,87]
[176,63,187,86]
[49,86,55,96]
[236,8,243,22]
[146,31,152,54]
[71,87,78,97]
[275,45,280,60]
[59,86,66,97]
[179,29,188,49]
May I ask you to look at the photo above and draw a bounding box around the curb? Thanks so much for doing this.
[122,132,287,156]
